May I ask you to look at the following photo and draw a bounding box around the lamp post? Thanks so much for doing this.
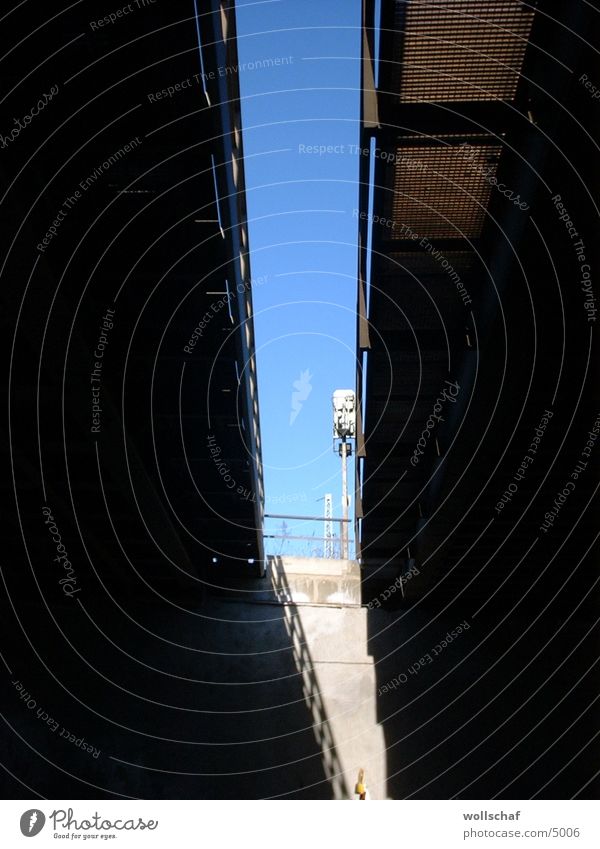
[332,390,356,560]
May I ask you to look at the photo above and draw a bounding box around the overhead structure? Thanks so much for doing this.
[355,0,599,607]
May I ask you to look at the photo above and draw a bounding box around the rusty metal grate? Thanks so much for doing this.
[386,139,503,239]
[392,0,535,102]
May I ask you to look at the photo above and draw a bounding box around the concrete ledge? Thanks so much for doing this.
[269,555,361,606]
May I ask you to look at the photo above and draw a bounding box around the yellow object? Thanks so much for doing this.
[355,768,366,796]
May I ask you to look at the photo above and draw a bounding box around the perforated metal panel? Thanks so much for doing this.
[392,0,535,102]
[387,139,503,238]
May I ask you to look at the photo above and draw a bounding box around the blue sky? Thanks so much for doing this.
[235,0,361,556]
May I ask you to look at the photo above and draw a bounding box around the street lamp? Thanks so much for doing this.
[332,390,356,559]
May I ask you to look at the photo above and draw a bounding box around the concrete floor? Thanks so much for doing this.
[2,555,598,799]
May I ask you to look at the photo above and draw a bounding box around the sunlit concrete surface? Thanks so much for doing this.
[270,555,361,606]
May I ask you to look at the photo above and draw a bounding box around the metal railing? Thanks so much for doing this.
[263,513,354,560]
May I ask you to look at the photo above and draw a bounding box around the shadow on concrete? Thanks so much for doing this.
[1,551,346,798]
[270,555,349,799]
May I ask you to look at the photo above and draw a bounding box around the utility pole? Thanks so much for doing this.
[332,390,356,561]
[340,440,348,559]
[323,493,333,558]
[316,494,334,558]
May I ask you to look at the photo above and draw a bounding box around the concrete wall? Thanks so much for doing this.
[270,555,362,606]
[287,604,387,798]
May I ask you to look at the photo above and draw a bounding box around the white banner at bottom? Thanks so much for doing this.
[0,800,598,848]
